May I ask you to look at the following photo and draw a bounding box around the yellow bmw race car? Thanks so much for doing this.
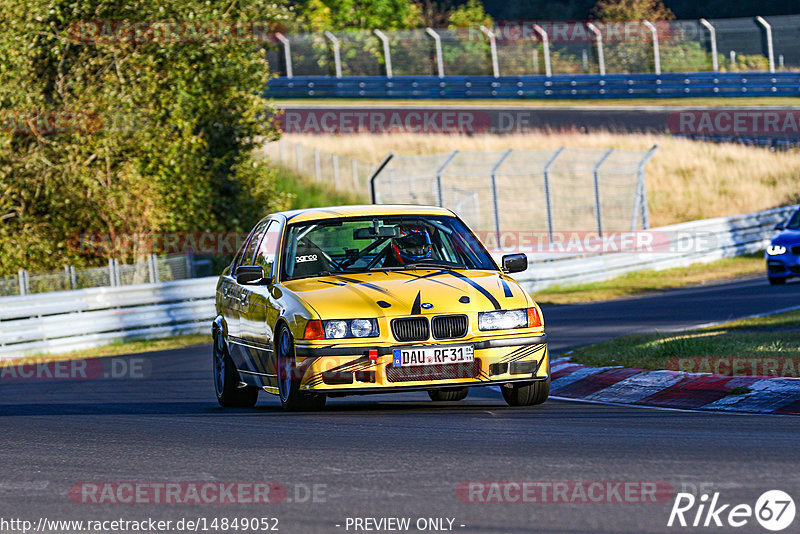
[212,205,548,411]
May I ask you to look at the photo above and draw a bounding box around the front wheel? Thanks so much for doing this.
[428,387,469,402]
[276,325,326,412]
[501,378,550,407]
[213,330,259,408]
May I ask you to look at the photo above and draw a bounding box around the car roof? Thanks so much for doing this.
[274,205,456,224]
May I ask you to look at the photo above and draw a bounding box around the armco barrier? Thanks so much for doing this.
[0,205,795,360]
[265,72,800,100]
[0,277,217,360]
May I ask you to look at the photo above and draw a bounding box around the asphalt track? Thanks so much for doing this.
[3,275,800,534]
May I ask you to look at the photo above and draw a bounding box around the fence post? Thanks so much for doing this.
[18,269,28,296]
[643,21,661,75]
[108,259,116,287]
[185,253,195,279]
[352,159,360,189]
[69,265,76,290]
[699,19,718,72]
[542,147,564,242]
[324,31,343,78]
[755,16,775,73]
[592,148,615,236]
[296,143,303,173]
[148,253,159,284]
[434,151,459,208]
[374,29,393,78]
[532,25,551,77]
[490,149,513,244]
[332,153,340,189]
[480,25,500,77]
[369,153,395,204]
[64,265,71,291]
[586,23,605,76]
[275,32,293,78]
[425,28,445,77]
[632,145,659,231]
[314,149,321,181]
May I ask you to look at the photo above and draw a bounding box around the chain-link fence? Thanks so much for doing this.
[261,139,376,198]
[1,254,211,297]
[266,15,800,78]
[371,148,658,238]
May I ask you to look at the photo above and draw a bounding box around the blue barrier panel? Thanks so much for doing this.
[265,72,800,99]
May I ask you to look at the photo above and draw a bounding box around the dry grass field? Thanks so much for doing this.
[283,132,800,227]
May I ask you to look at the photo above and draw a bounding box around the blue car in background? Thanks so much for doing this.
[767,208,800,285]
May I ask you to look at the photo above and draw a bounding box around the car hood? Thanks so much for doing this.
[282,269,532,319]
[773,229,800,247]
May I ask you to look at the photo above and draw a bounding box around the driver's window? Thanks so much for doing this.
[239,219,270,269]
[254,221,280,278]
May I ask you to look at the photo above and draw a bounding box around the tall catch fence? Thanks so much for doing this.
[369,147,658,238]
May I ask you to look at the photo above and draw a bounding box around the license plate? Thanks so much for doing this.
[392,345,474,367]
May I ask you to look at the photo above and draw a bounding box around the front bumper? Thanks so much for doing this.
[293,334,548,394]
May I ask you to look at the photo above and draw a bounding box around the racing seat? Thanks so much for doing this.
[292,238,332,278]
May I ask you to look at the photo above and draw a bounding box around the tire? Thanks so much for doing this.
[769,277,786,285]
[501,378,550,407]
[428,387,469,402]
[276,325,326,412]
[213,330,259,408]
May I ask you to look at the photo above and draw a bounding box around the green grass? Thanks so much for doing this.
[0,334,211,367]
[273,97,800,108]
[535,253,764,305]
[568,309,800,376]
[272,164,366,209]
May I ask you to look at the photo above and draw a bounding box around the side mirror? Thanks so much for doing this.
[775,222,786,231]
[502,253,528,274]
[236,265,264,285]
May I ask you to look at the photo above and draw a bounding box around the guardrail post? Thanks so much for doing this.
[490,149,513,243]
[314,148,321,181]
[631,145,658,230]
[643,21,661,75]
[586,23,605,76]
[332,153,340,189]
[18,269,28,296]
[480,25,500,77]
[374,29,393,78]
[755,16,775,73]
[369,153,395,203]
[532,25,552,77]
[699,19,718,72]
[275,33,293,78]
[324,31,342,78]
[425,28,445,77]
[593,148,614,236]
[434,151,459,208]
[542,147,564,242]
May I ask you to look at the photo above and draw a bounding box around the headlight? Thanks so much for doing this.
[768,245,787,255]
[322,319,379,339]
[478,309,528,331]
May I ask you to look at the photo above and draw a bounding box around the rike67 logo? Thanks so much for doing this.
[668,490,795,531]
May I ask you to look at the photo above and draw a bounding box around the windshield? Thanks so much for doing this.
[281,215,497,280]
[786,210,800,230]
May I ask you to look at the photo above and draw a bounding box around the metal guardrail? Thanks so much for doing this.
[266,72,800,99]
[0,205,794,360]
[0,277,217,359]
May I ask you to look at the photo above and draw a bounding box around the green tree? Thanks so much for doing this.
[0,0,292,274]
[296,0,422,31]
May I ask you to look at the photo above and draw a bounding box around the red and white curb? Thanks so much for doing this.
[550,357,800,414]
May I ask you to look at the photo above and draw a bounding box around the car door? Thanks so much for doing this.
[239,219,282,388]
[227,219,270,373]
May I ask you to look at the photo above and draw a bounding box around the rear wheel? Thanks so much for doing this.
[276,325,326,412]
[213,330,259,408]
[501,378,550,407]
[769,276,786,285]
[428,387,469,402]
